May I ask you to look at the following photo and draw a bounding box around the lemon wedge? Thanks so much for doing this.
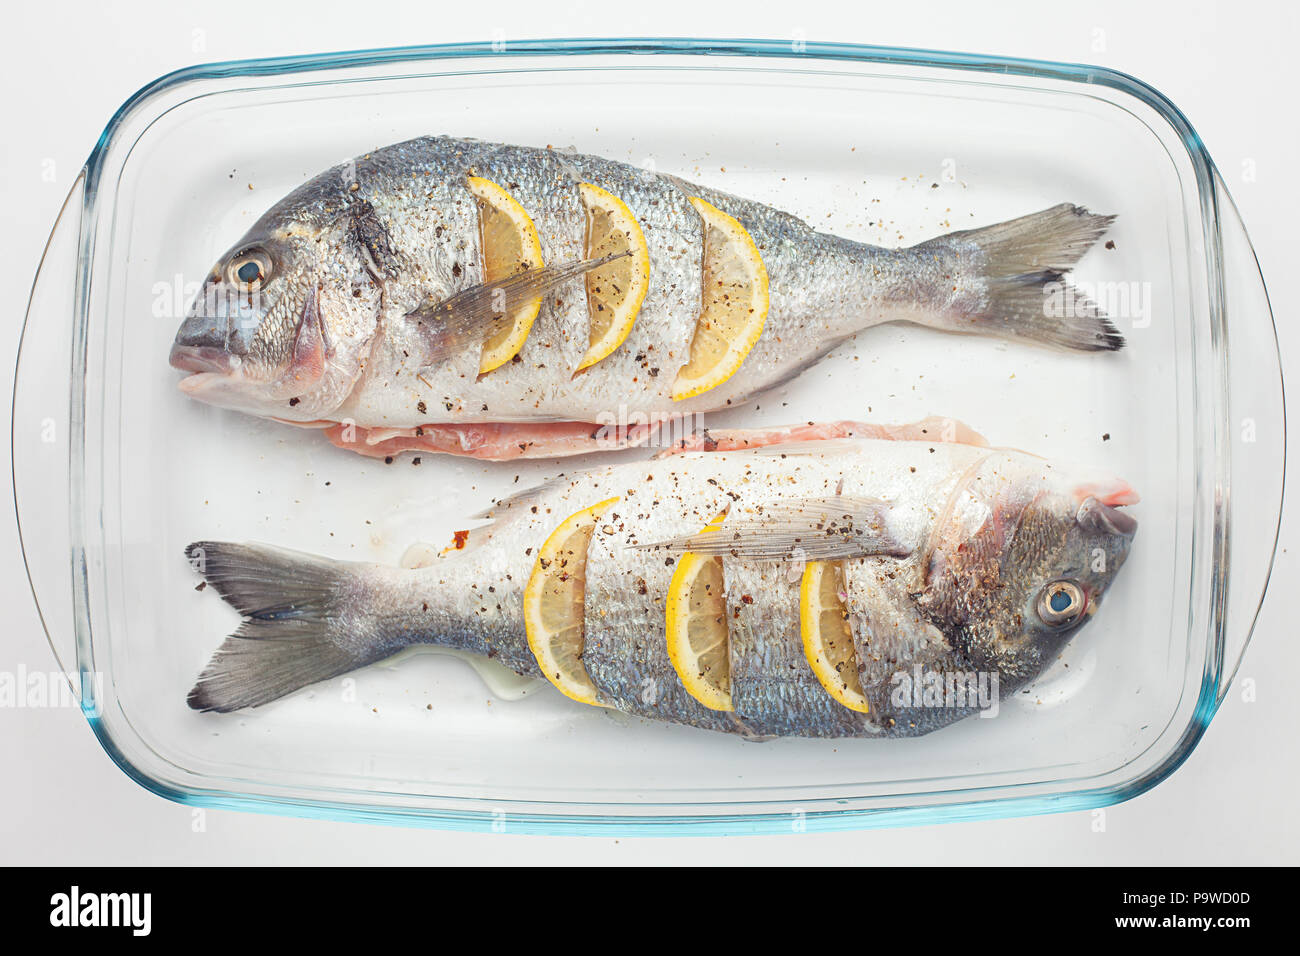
[576,183,650,371]
[523,496,619,706]
[672,197,770,400]
[467,176,545,375]
[799,561,870,713]
[664,513,733,711]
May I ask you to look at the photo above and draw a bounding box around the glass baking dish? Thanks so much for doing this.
[13,38,1284,834]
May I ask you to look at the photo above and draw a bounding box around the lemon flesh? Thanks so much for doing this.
[467,176,545,375]
[576,182,650,371]
[672,197,770,401]
[665,514,733,711]
[523,496,619,705]
[799,561,870,714]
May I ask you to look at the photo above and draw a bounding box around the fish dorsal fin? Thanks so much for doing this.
[634,495,910,562]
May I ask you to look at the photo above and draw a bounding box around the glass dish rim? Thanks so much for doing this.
[36,36,1279,835]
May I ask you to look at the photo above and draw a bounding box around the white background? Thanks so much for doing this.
[2,0,1295,864]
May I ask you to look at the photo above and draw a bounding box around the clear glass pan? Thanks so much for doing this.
[12,39,1284,834]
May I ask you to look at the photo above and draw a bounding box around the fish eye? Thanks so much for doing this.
[1037,579,1085,627]
[225,249,272,291]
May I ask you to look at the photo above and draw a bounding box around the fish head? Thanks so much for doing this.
[919,451,1137,689]
[169,190,383,422]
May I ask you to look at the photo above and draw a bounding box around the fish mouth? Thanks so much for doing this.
[1073,477,1140,507]
[170,343,233,375]
[1076,495,1138,537]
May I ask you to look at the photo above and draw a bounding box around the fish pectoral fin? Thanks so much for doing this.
[405,252,631,366]
[636,495,910,561]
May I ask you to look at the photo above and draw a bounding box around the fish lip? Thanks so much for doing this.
[1076,496,1138,537]
[170,343,232,375]
[177,371,221,396]
[1073,478,1140,507]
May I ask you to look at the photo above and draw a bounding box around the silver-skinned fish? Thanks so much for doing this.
[170,136,1120,461]
[184,421,1137,738]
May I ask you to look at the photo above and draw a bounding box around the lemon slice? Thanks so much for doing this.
[523,496,619,706]
[467,176,545,375]
[672,197,770,400]
[799,561,870,713]
[664,513,733,711]
[576,183,650,371]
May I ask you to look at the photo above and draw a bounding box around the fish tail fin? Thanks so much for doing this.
[185,541,392,713]
[924,203,1123,351]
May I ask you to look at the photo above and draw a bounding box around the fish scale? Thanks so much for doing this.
[582,527,739,734]
[725,559,876,737]
[578,465,744,732]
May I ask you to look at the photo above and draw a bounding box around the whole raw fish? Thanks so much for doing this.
[185,421,1137,738]
[170,136,1120,461]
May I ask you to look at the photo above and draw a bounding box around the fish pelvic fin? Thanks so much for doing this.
[185,541,393,713]
[924,203,1124,352]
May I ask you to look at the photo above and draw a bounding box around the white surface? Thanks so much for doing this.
[1,0,1296,863]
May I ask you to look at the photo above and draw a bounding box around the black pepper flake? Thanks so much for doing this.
[288,397,300,407]
[417,400,427,414]
[194,581,206,591]
[1102,433,1111,441]
[384,456,394,464]
[412,457,422,465]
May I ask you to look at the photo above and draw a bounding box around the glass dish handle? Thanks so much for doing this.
[1215,169,1285,710]
[13,171,85,697]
